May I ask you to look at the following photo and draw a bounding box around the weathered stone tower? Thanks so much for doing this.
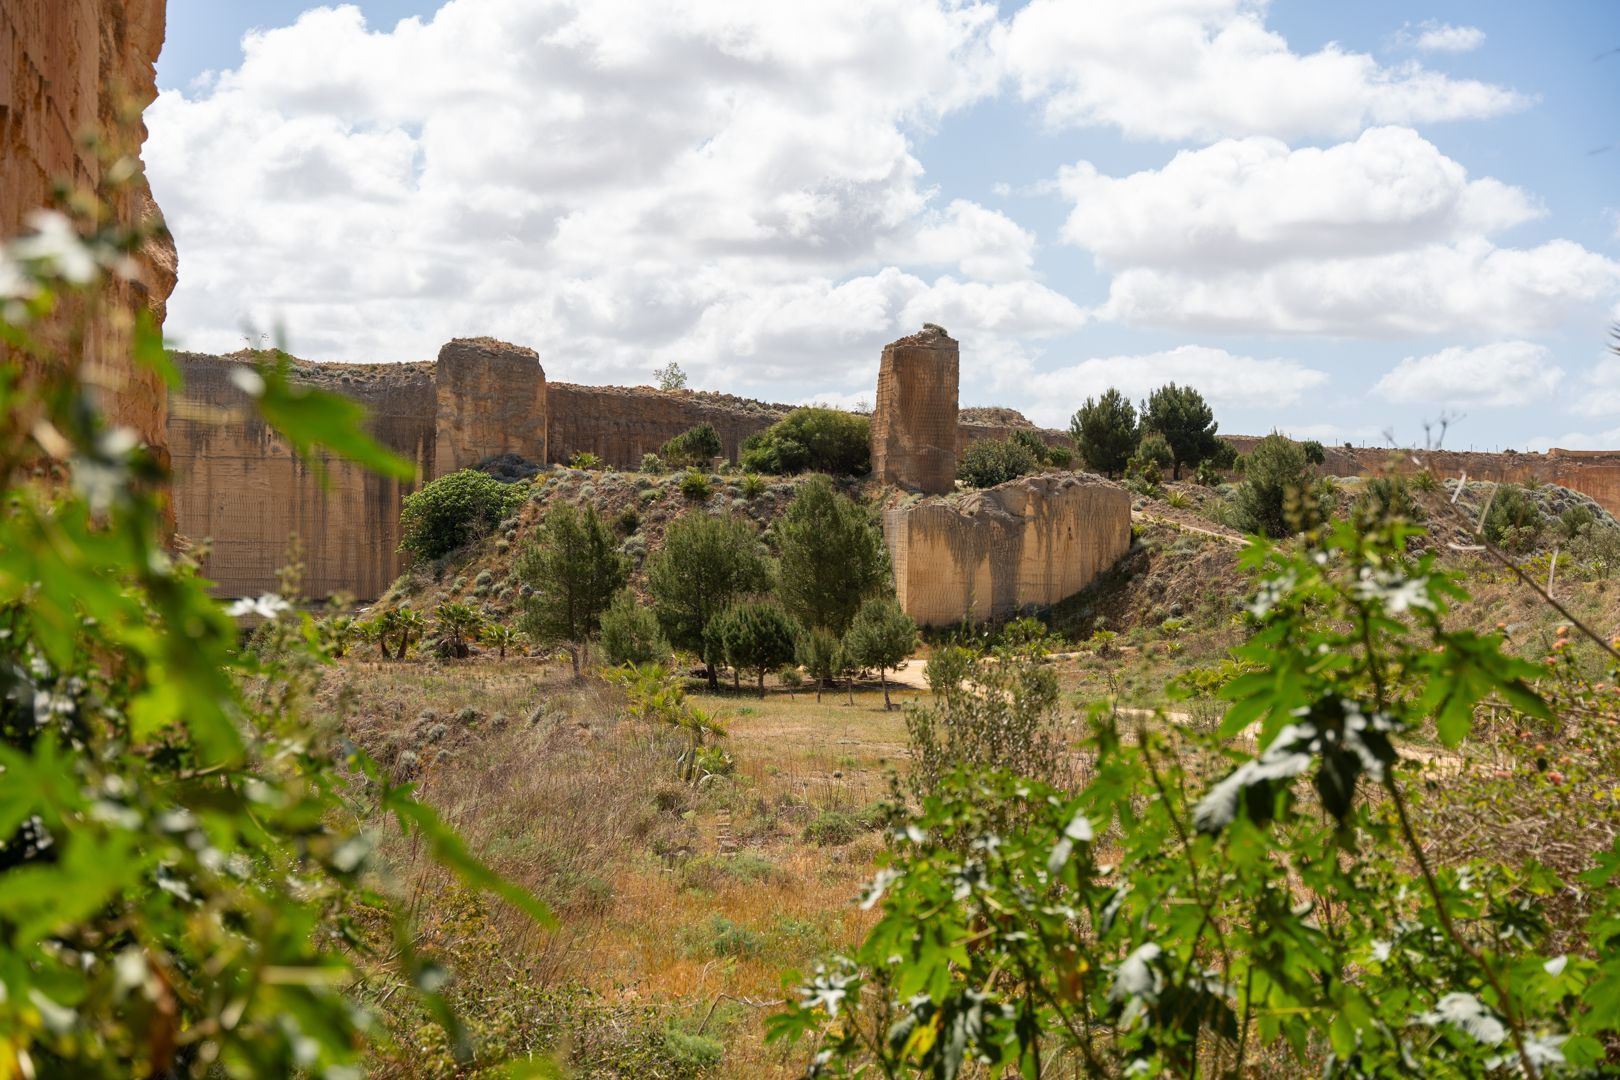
[433,337,548,477]
[871,326,959,495]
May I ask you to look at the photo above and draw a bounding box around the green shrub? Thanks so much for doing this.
[600,589,672,667]
[1300,439,1326,466]
[640,452,666,474]
[740,407,871,476]
[1560,504,1598,541]
[570,450,604,470]
[1230,432,1320,538]
[1483,483,1544,552]
[802,809,861,846]
[660,423,724,467]
[1356,473,1423,527]
[957,437,1038,489]
[662,1027,725,1072]
[398,469,526,560]
[1045,444,1075,469]
[614,506,641,536]
[679,468,712,501]
[740,472,768,499]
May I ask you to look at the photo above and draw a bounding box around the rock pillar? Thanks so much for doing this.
[871,325,959,495]
[2,0,177,457]
[433,337,548,477]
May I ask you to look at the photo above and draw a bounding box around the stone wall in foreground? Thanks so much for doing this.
[884,473,1132,627]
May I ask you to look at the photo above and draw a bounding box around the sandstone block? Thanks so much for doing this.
[884,473,1131,627]
[433,337,547,477]
[872,326,959,495]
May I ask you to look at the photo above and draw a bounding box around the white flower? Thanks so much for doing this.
[10,211,97,285]
[859,867,902,910]
[0,250,38,300]
[229,366,266,397]
[227,594,291,619]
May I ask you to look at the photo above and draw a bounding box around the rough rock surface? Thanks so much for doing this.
[884,473,1132,627]
[434,338,547,477]
[872,327,960,495]
[169,353,436,600]
[2,0,176,455]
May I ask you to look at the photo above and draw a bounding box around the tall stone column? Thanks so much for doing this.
[433,337,548,477]
[871,325,959,495]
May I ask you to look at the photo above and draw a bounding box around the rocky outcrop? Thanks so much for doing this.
[2,0,176,456]
[434,338,547,477]
[884,474,1132,627]
[872,327,960,495]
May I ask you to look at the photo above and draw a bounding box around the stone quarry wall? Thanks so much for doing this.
[1224,437,1620,519]
[885,474,1132,627]
[434,338,547,477]
[872,327,959,494]
[546,383,789,467]
[169,354,436,600]
[2,0,176,458]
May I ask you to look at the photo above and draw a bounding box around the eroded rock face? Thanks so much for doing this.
[169,354,436,600]
[434,338,547,477]
[1,0,176,455]
[884,473,1132,627]
[872,327,959,495]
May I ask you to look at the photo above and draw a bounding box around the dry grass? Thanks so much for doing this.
[328,656,923,1077]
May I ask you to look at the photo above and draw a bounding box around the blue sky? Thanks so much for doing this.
[148,1,1620,450]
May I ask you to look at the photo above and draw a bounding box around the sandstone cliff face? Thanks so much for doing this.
[1,0,176,455]
[433,338,547,478]
[884,473,1132,627]
[872,327,960,495]
[169,354,435,600]
[546,383,788,467]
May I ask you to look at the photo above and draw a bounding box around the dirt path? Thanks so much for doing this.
[1133,510,1246,547]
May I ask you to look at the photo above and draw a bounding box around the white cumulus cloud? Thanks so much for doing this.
[1022,344,1328,426]
[147,0,1093,398]
[1390,21,1487,54]
[1057,128,1620,337]
[1372,342,1563,407]
[1060,126,1542,269]
[999,0,1525,141]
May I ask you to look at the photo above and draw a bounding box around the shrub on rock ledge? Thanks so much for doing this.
[957,437,1038,489]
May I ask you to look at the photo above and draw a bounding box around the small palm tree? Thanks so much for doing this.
[435,602,483,659]
[323,615,355,658]
[394,607,427,659]
[481,622,521,660]
[371,611,399,659]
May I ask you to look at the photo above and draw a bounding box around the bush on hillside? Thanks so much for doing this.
[659,423,723,467]
[399,468,527,560]
[1230,432,1326,538]
[957,437,1039,489]
[1484,483,1545,553]
[740,407,870,476]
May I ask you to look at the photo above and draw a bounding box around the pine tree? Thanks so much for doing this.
[515,502,628,677]
[776,475,890,635]
[1069,388,1139,478]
